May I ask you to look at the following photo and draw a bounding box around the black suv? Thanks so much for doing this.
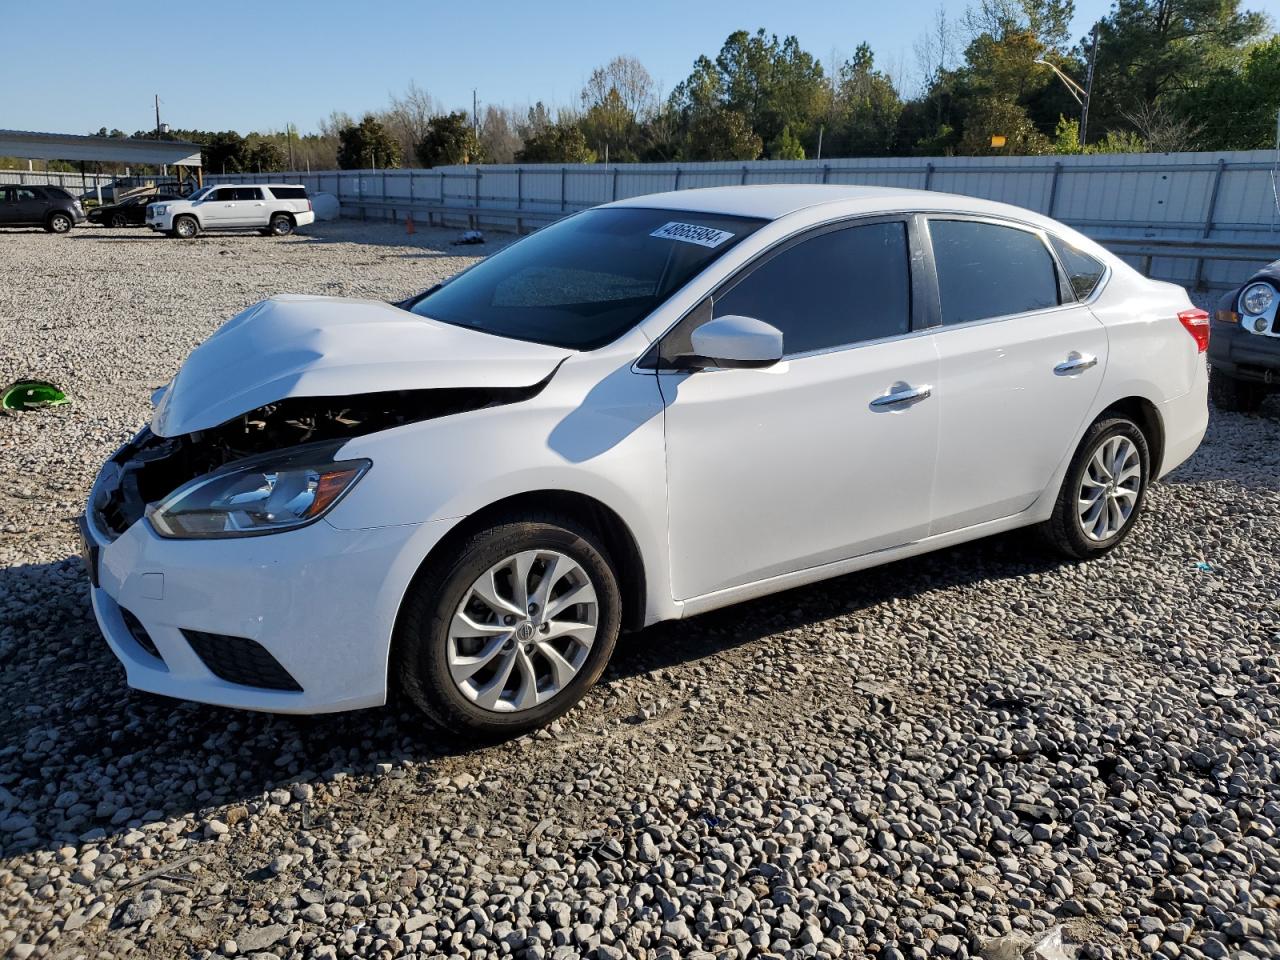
[0,184,86,233]
[1210,262,1280,412]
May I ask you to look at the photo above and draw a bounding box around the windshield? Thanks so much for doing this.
[186,186,213,202]
[408,207,766,350]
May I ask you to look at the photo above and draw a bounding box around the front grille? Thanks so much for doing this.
[120,608,163,663]
[182,630,303,692]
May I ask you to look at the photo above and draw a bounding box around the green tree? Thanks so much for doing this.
[415,111,484,166]
[671,30,828,155]
[579,56,655,160]
[245,136,284,172]
[1088,0,1269,134]
[515,120,596,163]
[830,44,904,156]
[683,108,762,161]
[769,126,806,159]
[203,131,248,174]
[336,114,401,169]
[958,97,1053,154]
[1183,35,1280,148]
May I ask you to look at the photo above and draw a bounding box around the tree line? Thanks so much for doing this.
[16,0,1277,174]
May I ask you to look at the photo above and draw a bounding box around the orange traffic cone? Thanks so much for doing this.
[405,213,415,236]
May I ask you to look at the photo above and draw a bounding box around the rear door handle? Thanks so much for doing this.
[1054,353,1098,376]
[870,383,932,409]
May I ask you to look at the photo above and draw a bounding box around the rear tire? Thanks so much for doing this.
[46,212,73,234]
[172,215,199,239]
[1041,417,1150,560]
[395,513,621,739]
[1210,369,1266,413]
[269,213,295,237]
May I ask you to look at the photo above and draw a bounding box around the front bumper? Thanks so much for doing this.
[1208,319,1280,384]
[82,488,458,714]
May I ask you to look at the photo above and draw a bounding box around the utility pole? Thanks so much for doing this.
[472,89,479,136]
[816,124,824,161]
[154,94,162,140]
[1080,25,1099,148]
[287,122,296,171]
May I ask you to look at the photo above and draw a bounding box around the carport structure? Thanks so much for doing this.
[0,129,203,200]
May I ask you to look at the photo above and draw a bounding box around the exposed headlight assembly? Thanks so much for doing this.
[1241,282,1275,316]
[147,443,370,539]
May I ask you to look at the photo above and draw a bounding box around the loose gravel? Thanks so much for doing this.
[1,223,1278,960]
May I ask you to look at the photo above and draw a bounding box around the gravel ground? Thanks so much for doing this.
[1,223,1278,960]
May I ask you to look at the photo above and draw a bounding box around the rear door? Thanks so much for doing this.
[660,217,941,601]
[924,217,1108,533]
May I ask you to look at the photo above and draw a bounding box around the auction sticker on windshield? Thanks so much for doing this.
[650,222,736,248]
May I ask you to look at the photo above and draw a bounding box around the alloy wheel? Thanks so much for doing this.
[446,550,598,712]
[1077,435,1142,541]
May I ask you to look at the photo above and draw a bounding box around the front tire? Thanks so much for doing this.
[172,215,199,239]
[1041,417,1150,560]
[395,513,621,739]
[46,212,73,234]
[110,212,128,228]
[1210,370,1266,413]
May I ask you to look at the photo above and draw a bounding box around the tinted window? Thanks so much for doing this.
[1050,235,1106,300]
[269,186,307,199]
[15,188,39,201]
[410,207,765,350]
[930,220,1060,325]
[714,221,911,356]
[231,187,262,201]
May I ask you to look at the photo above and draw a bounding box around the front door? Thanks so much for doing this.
[199,187,237,226]
[660,219,940,601]
[924,218,1108,532]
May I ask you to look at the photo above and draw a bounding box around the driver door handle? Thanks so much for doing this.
[870,383,933,409]
[1054,353,1098,375]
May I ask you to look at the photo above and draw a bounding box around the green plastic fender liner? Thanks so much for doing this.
[1,380,69,411]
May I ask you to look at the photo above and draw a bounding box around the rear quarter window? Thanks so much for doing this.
[1050,236,1107,300]
[268,187,308,200]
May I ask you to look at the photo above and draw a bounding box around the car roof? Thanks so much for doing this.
[605,183,1052,226]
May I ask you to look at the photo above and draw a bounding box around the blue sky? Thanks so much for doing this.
[3,0,1277,136]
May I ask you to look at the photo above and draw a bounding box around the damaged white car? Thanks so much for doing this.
[81,186,1209,737]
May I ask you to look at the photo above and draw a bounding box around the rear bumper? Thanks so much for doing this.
[295,210,316,227]
[1158,360,1209,478]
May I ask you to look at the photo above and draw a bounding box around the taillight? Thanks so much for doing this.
[1178,308,1210,352]
[307,199,313,212]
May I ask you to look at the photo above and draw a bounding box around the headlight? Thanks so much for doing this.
[1241,282,1275,316]
[152,205,166,215]
[146,443,370,539]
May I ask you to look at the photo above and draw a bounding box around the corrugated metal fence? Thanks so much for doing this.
[211,151,1280,288]
[0,169,117,191]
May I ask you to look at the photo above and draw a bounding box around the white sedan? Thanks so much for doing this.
[82,185,1209,737]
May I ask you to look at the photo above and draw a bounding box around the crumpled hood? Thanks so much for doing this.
[151,295,571,437]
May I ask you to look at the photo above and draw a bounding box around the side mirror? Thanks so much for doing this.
[688,315,784,369]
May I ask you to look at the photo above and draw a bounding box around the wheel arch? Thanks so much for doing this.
[397,488,649,636]
[1097,395,1165,475]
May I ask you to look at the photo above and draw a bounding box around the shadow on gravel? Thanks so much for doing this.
[1,526,1066,857]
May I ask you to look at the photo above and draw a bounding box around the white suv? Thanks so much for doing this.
[147,184,315,239]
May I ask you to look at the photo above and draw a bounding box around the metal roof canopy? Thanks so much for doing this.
[0,129,202,167]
